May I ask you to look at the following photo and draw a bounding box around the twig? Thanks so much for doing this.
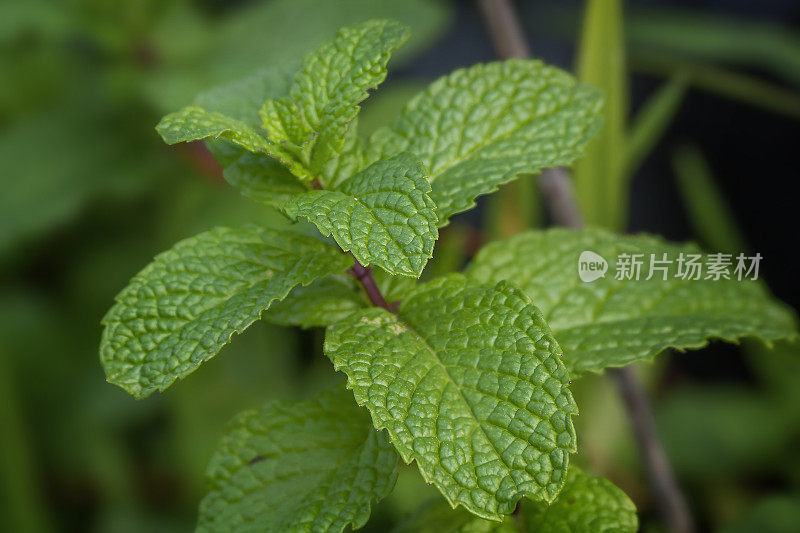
[475,0,530,59]
[475,1,693,531]
[537,167,584,229]
[612,366,694,533]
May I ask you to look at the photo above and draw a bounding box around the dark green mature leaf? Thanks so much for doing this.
[393,467,637,532]
[369,59,602,225]
[100,226,351,399]
[325,274,577,521]
[198,386,399,532]
[282,153,438,277]
[466,228,797,374]
[260,19,409,174]
[263,276,367,329]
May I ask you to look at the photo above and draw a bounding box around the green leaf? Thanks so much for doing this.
[198,386,399,533]
[319,119,366,190]
[368,59,602,225]
[264,276,367,329]
[155,105,310,180]
[260,19,410,174]
[520,466,637,532]
[325,274,577,521]
[393,467,637,533]
[100,226,351,399]
[466,228,798,374]
[573,0,628,231]
[143,0,452,113]
[193,67,295,128]
[281,153,438,277]
[209,141,307,210]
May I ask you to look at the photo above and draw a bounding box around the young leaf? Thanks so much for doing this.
[156,105,310,180]
[100,226,351,399]
[260,19,410,174]
[281,153,438,277]
[520,466,638,532]
[368,59,602,225]
[325,274,577,521]
[393,467,637,533]
[209,141,307,210]
[466,228,798,374]
[198,386,399,532]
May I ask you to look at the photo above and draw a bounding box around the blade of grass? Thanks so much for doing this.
[632,54,800,120]
[573,0,628,231]
[671,144,747,254]
[626,75,687,177]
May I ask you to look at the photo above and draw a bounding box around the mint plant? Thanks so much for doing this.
[99,19,797,531]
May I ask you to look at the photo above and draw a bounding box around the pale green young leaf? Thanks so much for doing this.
[573,0,628,231]
[393,467,637,533]
[208,142,307,210]
[260,19,410,173]
[368,59,602,225]
[198,386,399,533]
[155,106,310,180]
[100,226,351,399]
[466,228,797,374]
[319,120,366,190]
[281,153,438,277]
[325,274,577,521]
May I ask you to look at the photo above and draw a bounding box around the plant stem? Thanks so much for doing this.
[476,1,693,531]
[349,257,391,311]
[612,366,694,533]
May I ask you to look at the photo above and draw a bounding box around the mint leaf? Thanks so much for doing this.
[466,228,798,374]
[394,467,637,533]
[209,142,307,209]
[100,226,351,398]
[320,119,366,190]
[193,67,294,128]
[325,274,577,521]
[264,276,367,329]
[368,59,603,225]
[198,386,399,532]
[261,19,410,174]
[282,153,438,277]
[521,467,638,532]
[156,106,310,180]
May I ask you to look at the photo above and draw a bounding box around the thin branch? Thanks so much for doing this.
[537,167,584,229]
[475,0,530,59]
[612,366,694,533]
[349,257,391,311]
[475,1,693,531]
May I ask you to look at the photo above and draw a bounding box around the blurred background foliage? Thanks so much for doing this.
[1,0,798,531]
